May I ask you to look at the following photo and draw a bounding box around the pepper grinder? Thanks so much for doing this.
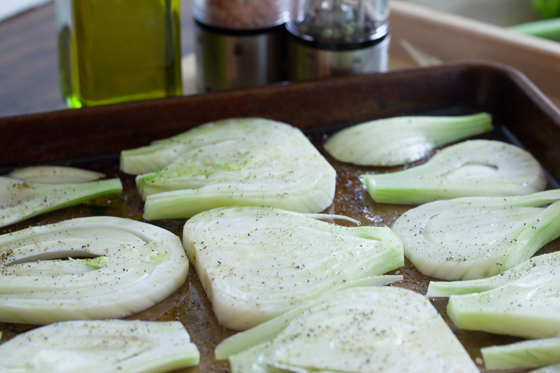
[287,0,390,81]
[193,0,289,91]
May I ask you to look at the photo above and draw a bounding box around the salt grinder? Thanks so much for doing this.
[287,0,390,81]
[193,0,289,91]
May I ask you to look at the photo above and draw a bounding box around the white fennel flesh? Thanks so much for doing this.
[427,252,560,339]
[363,140,546,204]
[392,189,560,280]
[218,287,478,373]
[183,206,404,331]
[0,175,122,228]
[324,112,493,166]
[0,216,189,324]
[120,118,336,219]
[0,320,200,373]
[481,337,560,370]
[8,166,105,183]
[531,364,560,372]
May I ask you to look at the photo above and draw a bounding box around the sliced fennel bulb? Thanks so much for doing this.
[8,166,105,183]
[219,287,478,373]
[0,174,122,228]
[120,118,336,219]
[392,189,560,280]
[427,250,560,297]
[183,207,404,331]
[481,337,560,370]
[532,364,560,372]
[427,252,560,339]
[363,140,546,204]
[0,216,189,324]
[0,320,200,373]
[324,112,493,166]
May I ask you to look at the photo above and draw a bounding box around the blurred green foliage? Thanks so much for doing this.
[532,0,560,19]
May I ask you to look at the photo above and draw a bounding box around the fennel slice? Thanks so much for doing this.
[481,337,560,370]
[120,118,336,219]
[363,139,546,204]
[392,189,560,281]
[0,216,189,324]
[324,112,493,166]
[0,175,122,228]
[428,252,560,339]
[427,250,560,297]
[119,117,284,175]
[183,206,404,331]
[7,166,105,183]
[224,287,478,373]
[214,275,402,360]
[531,364,560,373]
[0,320,200,373]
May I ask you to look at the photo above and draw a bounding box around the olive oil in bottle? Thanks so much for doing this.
[55,0,182,108]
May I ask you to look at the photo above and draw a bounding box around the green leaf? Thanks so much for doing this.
[532,0,560,19]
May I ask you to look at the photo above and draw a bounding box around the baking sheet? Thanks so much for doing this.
[1,62,560,372]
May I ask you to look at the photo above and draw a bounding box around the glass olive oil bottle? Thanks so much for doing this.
[55,0,182,108]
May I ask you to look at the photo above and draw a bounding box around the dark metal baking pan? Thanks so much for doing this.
[1,62,560,373]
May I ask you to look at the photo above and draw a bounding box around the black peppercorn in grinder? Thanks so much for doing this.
[287,0,390,81]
